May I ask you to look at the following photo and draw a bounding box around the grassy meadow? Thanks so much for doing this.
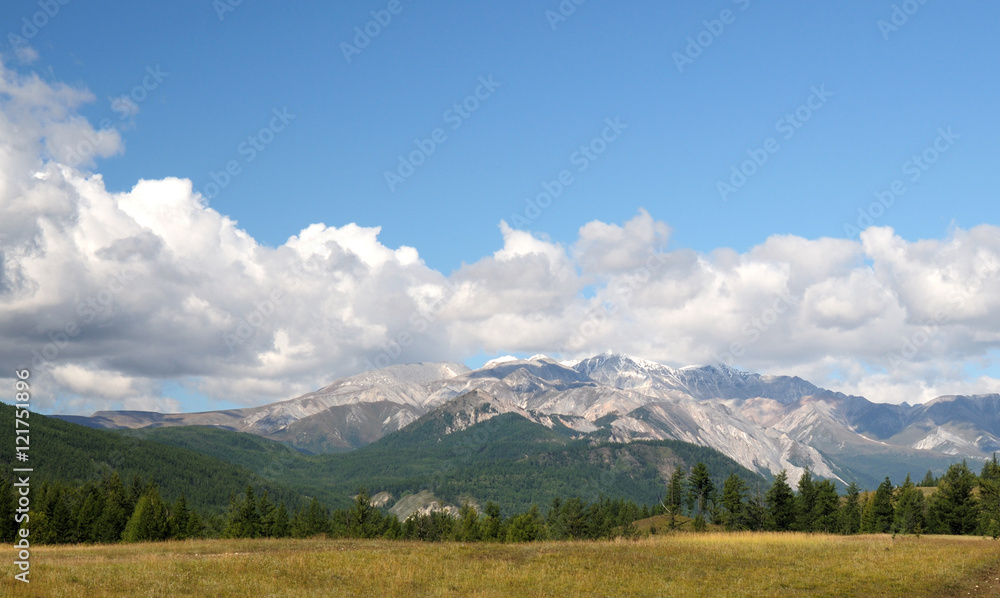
[4,533,1000,597]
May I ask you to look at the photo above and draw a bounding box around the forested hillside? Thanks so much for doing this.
[0,403,304,513]
[128,412,765,513]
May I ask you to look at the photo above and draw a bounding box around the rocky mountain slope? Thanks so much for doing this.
[59,352,991,486]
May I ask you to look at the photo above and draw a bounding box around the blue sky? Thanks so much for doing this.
[17,0,998,271]
[2,0,999,413]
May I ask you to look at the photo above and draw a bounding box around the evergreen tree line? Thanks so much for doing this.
[0,474,647,545]
[660,457,1000,537]
[222,488,646,543]
[6,456,1000,545]
[0,472,209,544]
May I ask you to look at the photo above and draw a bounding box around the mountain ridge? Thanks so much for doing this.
[56,352,991,487]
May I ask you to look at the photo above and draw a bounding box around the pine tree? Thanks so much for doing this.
[348,487,382,539]
[765,470,796,531]
[122,486,170,542]
[744,492,766,532]
[838,481,862,534]
[979,454,1000,539]
[170,495,191,540]
[560,498,586,539]
[546,498,566,540]
[271,503,291,538]
[869,477,895,533]
[75,488,105,544]
[859,492,876,533]
[186,510,206,539]
[892,474,926,535]
[687,463,714,524]
[224,486,265,538]
[329,507,348,538]
[811,480,840,533]
[720,473,748,531]
[126,475,146,513]
[927,461,980,535]
[37,483,73,544]
[795,468,817,532]
[301,498,329,537]
[258,491,276,538]
[481,501,505,541]
[506,505,544,542]
[663,467,687,531]
[706,487,723,526]
[399,514,414,539]
[456,503,481,542]
[384,515,401,539]
[94,477,130,543]
[919,469,937,487]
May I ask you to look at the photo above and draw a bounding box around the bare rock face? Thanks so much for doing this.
[66,353,996,483]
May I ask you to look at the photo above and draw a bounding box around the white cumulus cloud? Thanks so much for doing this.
[2,58,999,413]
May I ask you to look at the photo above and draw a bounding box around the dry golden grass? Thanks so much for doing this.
[3,533,1000,597]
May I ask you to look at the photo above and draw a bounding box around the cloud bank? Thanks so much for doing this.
[2,59,999,413]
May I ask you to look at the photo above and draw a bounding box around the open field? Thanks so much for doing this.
[4,534,1000,597]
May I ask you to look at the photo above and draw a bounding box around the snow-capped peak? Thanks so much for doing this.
[586,351,669,372]
[482,355,518,369]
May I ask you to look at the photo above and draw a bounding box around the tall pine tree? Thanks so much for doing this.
[765,470,796,531]
[122,485,170,542]
[794,468,817,532]
[927,461,980,535]
[838,481,862,535]
[979,454,1000,539]
[687,462,714,530]
[868,477,896,533]
[811,480,840,533]
[892,474,925,535]
[663,467,687,531]
[720,473,748,531]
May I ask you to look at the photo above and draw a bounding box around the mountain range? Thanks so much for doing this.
[58,352,999,489]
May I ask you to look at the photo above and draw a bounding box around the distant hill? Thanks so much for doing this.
[0,403,305,514]
[127,395,766,514]
[57,353,987,491]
